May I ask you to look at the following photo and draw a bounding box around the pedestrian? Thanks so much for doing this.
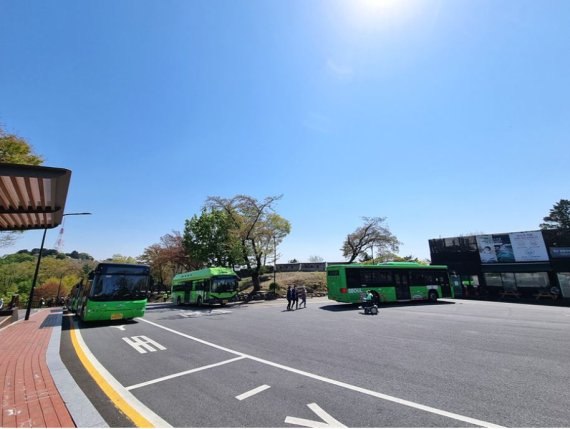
[299,286,307,308]
[292,286,298,310]
[40,297,46,308]
[163,291,169,302]
[286,286,293,310]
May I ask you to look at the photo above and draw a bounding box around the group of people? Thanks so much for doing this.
[286,285,307,310]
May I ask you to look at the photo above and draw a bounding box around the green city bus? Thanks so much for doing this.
[70,263,150,322]
[171,267,239,306]
[327,262,453,304]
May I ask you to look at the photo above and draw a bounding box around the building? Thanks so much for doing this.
[429,229,570,300]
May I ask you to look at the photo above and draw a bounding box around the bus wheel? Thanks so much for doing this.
[176,296,182,305]
[428,290,438,302]
[197,297,202,307]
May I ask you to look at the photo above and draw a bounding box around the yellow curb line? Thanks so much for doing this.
[69,320,155,428]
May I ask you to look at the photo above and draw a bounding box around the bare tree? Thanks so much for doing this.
[341,217,400,263]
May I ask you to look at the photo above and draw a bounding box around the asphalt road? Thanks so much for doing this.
[64,298,570,428]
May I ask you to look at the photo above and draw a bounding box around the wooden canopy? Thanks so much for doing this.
[0,163,71,231]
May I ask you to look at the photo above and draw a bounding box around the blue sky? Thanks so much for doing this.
[1,0,568,262]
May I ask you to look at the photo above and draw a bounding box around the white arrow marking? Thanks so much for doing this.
[285,403,346,428]
[111,325,126,331]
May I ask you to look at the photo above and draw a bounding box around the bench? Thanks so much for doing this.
[533,291,559,300]
[499,290,521,299]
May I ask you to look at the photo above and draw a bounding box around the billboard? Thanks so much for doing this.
[476,231,548,264]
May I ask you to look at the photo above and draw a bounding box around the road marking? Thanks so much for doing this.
[70,320,171,428]
[138,317,504,428]
[126,356,246,391]
[112,325,126,331]
[122,336,167,354]
[179,309,232,318]
[285,402,346,428]
[235,384,271,401]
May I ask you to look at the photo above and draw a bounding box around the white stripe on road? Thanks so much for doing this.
[235,384,271,401]
[126,356,246,391]
[138,318,504,428]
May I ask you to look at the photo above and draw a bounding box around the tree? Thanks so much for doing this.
[183,210,241,268]
[105,254,138,264]
[205,195,291,292]
[0,127,44,165]
[341,217,400,263]
[308,255,324,263]
[140,232,197,291]
[0,126,44,247]
[540,199,570,230]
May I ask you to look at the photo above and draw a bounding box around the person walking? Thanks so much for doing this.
[299,286,307,308]
[292,286,298,310]
[286,286,293,311]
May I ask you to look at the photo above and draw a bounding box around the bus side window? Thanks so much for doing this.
[203,280,210,292]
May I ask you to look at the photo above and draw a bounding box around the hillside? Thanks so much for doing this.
[240,271,327,296]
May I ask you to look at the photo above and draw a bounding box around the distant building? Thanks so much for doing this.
[429,229,570,300]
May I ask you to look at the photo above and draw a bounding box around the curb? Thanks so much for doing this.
[46,310,109,428]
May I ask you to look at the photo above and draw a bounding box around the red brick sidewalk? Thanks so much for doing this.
[0,309,75,428]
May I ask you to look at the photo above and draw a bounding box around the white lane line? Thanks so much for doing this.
[235,384,271,401]
[126,356,246,391]
[138,317,504,428]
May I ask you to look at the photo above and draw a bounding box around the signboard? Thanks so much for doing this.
[476,231,548,263]
[510,231,549,262]
[476,235,498,263]
[550,247,570,258]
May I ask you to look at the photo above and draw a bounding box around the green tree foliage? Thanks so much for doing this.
[341,216,400,263]
[183,210,241,268]
[0,252,96,304]
[105,254,138,264]
[0,126,44,165]
[540,199,570,230]
[0,126,44,248]
[205,195,291,292]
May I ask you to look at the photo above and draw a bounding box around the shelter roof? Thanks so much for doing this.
[0,163,71,231]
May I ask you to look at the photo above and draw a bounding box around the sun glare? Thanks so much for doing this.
[346,0,415,27]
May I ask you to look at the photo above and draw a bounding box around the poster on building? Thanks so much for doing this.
[493,234,515,262]
[509,231,549,262]
[476,235,498,263]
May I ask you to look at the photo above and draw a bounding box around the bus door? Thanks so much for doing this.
[203,279,211,303]
[394,271,411,300]
[184,281,191,304]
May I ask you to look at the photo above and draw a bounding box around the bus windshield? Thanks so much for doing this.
[90,274,148,301]
[211,276,238,293]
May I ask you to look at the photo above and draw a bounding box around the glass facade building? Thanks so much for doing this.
[429,229,570,300]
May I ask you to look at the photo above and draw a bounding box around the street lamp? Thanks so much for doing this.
[25,212,92,320]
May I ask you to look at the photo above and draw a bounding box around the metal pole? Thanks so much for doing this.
[56,274,63,301]
[25,227,47,320]
[273,235,277,294]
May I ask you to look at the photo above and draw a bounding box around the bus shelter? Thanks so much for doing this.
[0,163,72,319]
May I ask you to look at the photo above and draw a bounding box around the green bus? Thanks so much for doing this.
[70,263,150,322]
[327,262,453,304]
[171,267,239,306]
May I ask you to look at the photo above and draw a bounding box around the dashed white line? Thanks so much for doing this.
[235,384,271,401]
